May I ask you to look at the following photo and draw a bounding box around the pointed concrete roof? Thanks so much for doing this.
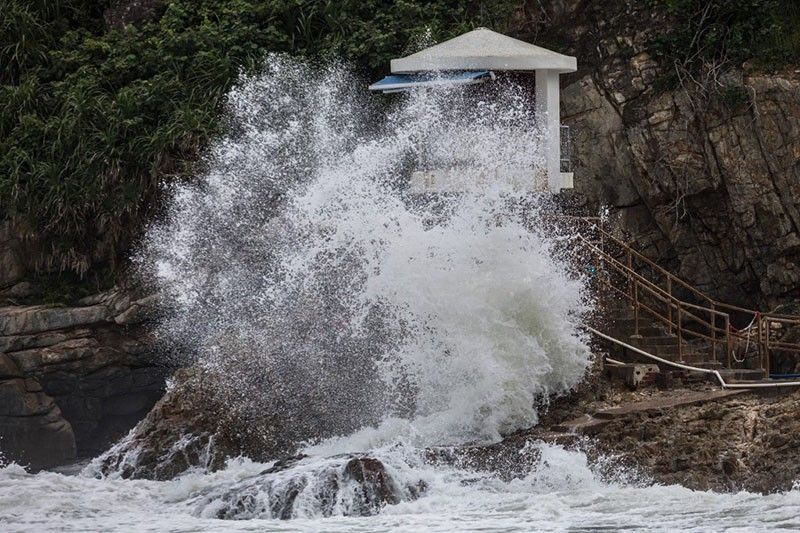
[390,28,577,74]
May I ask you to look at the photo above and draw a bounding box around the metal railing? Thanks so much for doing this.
[560,125,572,173]
[559,217,800,376]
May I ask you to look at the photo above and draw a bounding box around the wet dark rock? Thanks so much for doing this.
[260,454,309,474]
[425,436,547,482]
[0,364,76,470]
[205,455,420,520]
[342,457,402,513]
[0,289,167,467]
[93,368,234,480]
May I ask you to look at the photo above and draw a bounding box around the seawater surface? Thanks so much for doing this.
[2,443,799,532]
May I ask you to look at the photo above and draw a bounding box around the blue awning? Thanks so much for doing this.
[368,70,495,93]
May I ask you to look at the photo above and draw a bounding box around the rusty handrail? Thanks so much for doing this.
[576,218,800,322]
[578,235,730,361]
[559,218,800,376]
[578,235,729,327]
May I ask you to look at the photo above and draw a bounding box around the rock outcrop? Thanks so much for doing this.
[89,351,800,495]
[587,389,800,493]
[92,368,238,480]
[519,0,800,307]
[0,289,167,469]
[0,354,75,469]
[528,376,800,493]
[198,454,424,520]
[92,362,386,481]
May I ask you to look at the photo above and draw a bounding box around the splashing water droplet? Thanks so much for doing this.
[139,54,592,454]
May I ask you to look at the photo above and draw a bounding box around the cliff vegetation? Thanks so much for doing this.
[0,0,515,282]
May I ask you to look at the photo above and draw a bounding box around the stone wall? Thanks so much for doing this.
[0,290,167,470]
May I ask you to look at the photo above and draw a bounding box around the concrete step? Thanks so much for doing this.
[606,329,664,340]
[655,350,723,366]
[641,343,710,361]
[619,345,712,366]
[650,344,683,357]
[689,360,724,369]
[613,323,665,337]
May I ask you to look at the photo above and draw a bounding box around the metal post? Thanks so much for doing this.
[667,277,673,334]
[710,302,716,362]
[634,281,640,336]
[757,315,764,374]
[599,219,604,255]
[599,222,605,285]
[627,249,633,304]
[765,319,771,377]
[725,314,732,368]
[677,306,683,362]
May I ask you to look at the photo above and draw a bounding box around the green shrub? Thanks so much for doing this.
[650,0,800,73]
[0,0,516,277]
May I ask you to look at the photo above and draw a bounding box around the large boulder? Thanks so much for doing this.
[198,454,424,519]
[0,288,168,464]
[92,364,311,480]
[91,368,238,480]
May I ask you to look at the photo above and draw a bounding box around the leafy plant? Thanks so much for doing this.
[650,0,800,83]
[0,0,516,279]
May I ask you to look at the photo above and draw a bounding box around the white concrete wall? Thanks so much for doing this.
[535,69,562,193]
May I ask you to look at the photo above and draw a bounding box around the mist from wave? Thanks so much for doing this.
[138,54,592,453]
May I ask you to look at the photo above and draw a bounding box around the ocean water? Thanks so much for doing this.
[2,443,800,532]
[3,56,796,532]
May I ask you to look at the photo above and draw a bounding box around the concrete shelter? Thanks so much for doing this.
[371,28,577,193]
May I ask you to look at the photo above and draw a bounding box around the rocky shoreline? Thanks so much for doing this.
[85,359,800,496]
[0,289,168,470]
[3,288,799,498]
[527,377,800,493]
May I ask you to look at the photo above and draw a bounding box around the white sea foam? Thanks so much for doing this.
[4,444,800,532]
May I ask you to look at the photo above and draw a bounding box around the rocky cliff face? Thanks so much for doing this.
[521,0,800,307]
[0,289,167,470]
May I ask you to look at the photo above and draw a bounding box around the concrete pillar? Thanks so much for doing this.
[535,69,561,193]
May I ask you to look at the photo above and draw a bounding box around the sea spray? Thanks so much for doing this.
[139,54,591,455]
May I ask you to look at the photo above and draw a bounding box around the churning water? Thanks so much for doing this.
[2,56,799,532]
[3,444,800,532]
